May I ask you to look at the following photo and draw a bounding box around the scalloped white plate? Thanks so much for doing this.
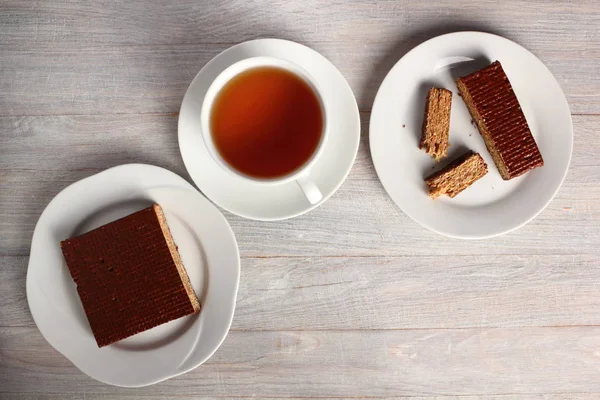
[26,164,240,387]
[370,32,573,239]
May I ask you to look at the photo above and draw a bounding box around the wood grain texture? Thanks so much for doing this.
[3,326,600,397]
[1,0,599,398]
[4,254,600,330]
[0,0,599,115]
[0,0,597,46]
[1,396,599,400]
[1,114,599,258]
[0,42,597,116]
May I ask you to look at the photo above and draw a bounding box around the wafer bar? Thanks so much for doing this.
[456,61,543,180]
[420,87,452,161]
[425,151,488,198]
[60,204,200,347]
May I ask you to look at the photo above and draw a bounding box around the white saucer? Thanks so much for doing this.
[26,164,240,387]
[370,32,573,239]
[178,39,360,221]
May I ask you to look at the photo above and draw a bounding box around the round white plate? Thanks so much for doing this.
[26,164,240,387]
[370,32,573,239]
[178,39,360,221]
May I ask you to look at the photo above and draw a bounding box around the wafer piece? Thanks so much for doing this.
[425,152,488,199]
[420,87,452,161]
[60,204,200,347]
[456,61,543,180]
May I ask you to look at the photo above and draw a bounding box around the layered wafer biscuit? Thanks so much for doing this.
[425,151,488,199]
[60,204,200,347]
[420,87,452,161]
[456,61,543,180]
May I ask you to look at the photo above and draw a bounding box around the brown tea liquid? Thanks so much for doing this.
[210,66,323,179]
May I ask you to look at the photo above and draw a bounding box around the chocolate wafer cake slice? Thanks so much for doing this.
[60,204,200,347]
[456,61,543,180]
[420,87,452,161]
[425,151,488,199]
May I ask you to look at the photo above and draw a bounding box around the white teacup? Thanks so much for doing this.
[200,56,327,205]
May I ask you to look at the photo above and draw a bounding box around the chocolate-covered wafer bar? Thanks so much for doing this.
[60,204,200,347]
[456,61,543,180]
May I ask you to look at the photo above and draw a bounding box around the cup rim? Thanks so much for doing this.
[200,56,328,185]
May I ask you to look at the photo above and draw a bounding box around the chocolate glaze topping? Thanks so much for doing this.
[60,206,196,347]
[458,61,543,178]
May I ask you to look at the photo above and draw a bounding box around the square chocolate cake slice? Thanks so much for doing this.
[60,204,200,347]
[456,61,543,180]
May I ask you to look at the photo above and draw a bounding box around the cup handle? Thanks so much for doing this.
[296,175,323,205]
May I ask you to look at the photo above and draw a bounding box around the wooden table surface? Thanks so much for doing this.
[1,1,599,399]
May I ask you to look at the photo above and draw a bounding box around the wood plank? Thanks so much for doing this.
[0,39,597,116]
[234,255,600,331]
[3,326,600,397]
[1,395,598,400]
[1,0,599,115]
[1,0,598,49]
[5,254,600,330]
[1,114,599,258]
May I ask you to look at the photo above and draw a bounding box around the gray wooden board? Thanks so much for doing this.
[2,397,599,400]
[1,0,600,398]
[0,0,599,115]
[3,326,600,397]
